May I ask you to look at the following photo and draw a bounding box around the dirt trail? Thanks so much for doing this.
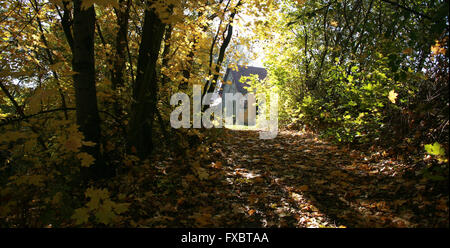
[208,130,448,228]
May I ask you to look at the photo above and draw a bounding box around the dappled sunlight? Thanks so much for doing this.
[224,124,263,131]
[0,0,447,229]
[206,129,449,227]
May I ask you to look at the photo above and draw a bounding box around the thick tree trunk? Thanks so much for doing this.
[72,0,109,179]
[128,6,166,158]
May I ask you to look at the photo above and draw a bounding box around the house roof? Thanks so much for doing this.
[223,65,267,94]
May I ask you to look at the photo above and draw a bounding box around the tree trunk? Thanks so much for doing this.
[128,5,166,158]
[112,0,131,90]
[203,0,242,99]
[72,0,109,180]
[161,25,173,86]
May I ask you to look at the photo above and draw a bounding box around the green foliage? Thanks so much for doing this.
[261,0,448,146]
[297,58,409,143]
[424,142,448,178]
[0,0,448,227]
[425,142,446,157]
[419,141,448,181]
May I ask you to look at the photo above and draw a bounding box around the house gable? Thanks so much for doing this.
[221,65,267,95]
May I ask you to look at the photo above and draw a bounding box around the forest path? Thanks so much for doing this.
[207,129,448,228]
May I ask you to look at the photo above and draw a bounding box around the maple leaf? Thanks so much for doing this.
[388,90,398,104]
[85,188,109,204]
[77,152,96,167]
[425,142,445,156]
[72,208,90,225]
[64,136,83,152]
[95,200,116,225]
[431,40,446,56]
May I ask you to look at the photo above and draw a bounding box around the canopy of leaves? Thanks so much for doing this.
[0,0,447,227]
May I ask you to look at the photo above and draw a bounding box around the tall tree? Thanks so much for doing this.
[128,2,166,158]
[71,0,109,179]
[112,0,131,90]
[204,0,242,99]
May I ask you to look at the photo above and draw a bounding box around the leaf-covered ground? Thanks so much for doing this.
[138,129,448,228]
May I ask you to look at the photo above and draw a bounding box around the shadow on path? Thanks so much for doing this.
[213,130,448,228]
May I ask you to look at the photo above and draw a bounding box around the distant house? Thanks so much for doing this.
[221,65,267,96]
[220,65,267,125]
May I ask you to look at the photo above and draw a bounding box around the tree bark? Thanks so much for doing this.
[57,1,74,52]
[161,24,173,86]
[128,4,166,158]
[72,0,109,179]
[203,0,242,99]
[112,0,131,90]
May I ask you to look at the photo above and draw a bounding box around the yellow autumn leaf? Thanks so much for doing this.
[86,187,109,200]
[77,152,95,167]
[64,135,83,152]
[85,187,110,211]
[82,141,96,147]
[431,40,446,56]
[81,0,119,10]
[95,200,116,224]
[388,90,398,104]
[72,207,90,225]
